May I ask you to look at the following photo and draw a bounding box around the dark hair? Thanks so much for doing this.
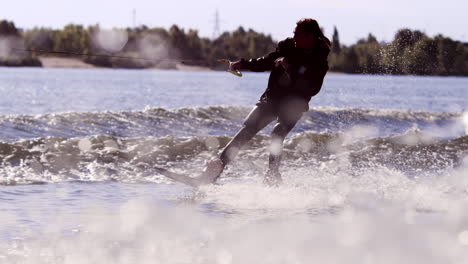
[296,18,331,49]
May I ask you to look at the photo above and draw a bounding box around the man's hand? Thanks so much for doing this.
[229,60,242,72]
[217,59,242,77]
[275,57,288,70]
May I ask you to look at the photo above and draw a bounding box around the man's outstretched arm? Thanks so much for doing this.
[230,38,295,73]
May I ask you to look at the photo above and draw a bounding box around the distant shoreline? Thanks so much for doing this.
[7,57,461,77]
[38,56,211,71]
[39,57,98,69]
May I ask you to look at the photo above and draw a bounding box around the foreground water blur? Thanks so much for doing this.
[0,68,467,263]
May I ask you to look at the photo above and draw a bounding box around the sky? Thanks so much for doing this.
[1,0,467,45]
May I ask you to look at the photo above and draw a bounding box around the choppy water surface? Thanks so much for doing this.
[1,67,468,263]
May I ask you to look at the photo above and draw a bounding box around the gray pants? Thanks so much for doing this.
[219,98,306,173]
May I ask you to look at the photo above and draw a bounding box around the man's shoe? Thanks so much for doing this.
[263,169,283,186]
[198,159,224,184]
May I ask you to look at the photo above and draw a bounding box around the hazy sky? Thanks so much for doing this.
[2,0,467,44]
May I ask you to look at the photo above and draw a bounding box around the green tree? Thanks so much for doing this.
[54,24,89,53]
[331,26,341,54]
[23,27,56,51]
[452,43,467,75]
[394,29,424,50]
[435,35,462,75]
[0,20,20,36]
[354,34,381,73]
[404,37,438,75]
[169,25,188,59]
[340,47,360,73]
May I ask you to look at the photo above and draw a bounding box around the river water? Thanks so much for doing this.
[0,67,468,263]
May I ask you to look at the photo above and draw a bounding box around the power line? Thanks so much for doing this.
[12,48,207,65]
[12,48,242,76]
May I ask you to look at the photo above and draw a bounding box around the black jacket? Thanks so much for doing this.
[240,38,329,108]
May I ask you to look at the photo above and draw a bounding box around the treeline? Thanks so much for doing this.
[1,19,467,76]
[1,20,276,69]
[329,27,468,75]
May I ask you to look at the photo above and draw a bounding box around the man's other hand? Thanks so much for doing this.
[275,57,288,70]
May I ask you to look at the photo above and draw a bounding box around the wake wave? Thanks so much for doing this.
[1,130,466,185]
[0,106,465,141]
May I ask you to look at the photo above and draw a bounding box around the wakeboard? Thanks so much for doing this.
[154,167,216,187]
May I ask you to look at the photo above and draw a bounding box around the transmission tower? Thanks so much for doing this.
[212,9,221,39]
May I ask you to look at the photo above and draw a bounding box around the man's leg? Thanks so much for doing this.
[203,104,276,181]
[268,122,297,172]
[264,121,298,185]
[265,98,306,185]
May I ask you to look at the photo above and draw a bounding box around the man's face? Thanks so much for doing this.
[293,27,315,49]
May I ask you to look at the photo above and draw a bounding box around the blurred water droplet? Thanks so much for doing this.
[404,210,416,225]
[0,37,14,59]
[328,194,345,206]
[269,138,282,156]
[463,112,468,135]
[104,139,119,150]
[298,138,312,152]
[463,156,468,167]
[94,29,128,53]
[78,138,92,152]
[457,230,468,246]
[216,249,233,264]
[205,137,220,150]
[225,147,239,161]
[139,34,170,61]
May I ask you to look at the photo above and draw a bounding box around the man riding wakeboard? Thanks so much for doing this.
[200,18,331,186]
[156,18,331,186]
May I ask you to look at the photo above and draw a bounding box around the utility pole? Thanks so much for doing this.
[132,9,136,28]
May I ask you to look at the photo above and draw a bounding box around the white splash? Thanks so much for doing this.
[3,191,468,263]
